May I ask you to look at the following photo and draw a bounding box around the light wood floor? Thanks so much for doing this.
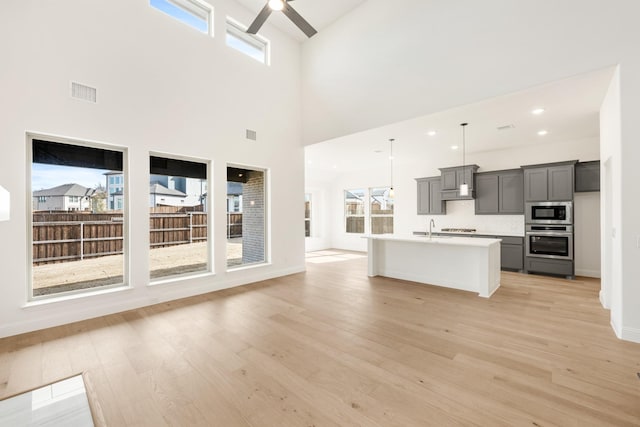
[2,251,640,426]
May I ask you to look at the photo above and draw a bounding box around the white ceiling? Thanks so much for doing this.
[305,67,614,173]
[234,0,367,41]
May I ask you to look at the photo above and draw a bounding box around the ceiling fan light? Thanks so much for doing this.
[268,0,284,11]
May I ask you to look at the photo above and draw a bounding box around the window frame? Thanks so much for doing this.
[304,193,311,238]
[148,152,213,284]
[226,163,270,270]
[344,189,366,234]
[150,0,214,36]
[27,133,129,302]
[369,187,394,235]
[225,17,270,65]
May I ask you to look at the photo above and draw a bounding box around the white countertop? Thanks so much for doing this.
[363,234,501,248]
[435,230,524,237]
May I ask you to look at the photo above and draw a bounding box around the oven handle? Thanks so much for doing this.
[526,231,573,237]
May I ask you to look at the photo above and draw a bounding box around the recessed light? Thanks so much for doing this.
[451,145,459,150]
[427,130,437,137]
[532,108,545,115]
[332,165,337,169]
[538,130,548,136]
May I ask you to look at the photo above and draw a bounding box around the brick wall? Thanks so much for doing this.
[242,170,265,264]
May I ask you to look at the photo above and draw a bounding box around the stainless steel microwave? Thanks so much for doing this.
[525,201,572,225]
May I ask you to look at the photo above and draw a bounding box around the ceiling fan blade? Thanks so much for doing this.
[247,3,272,34]
[282,2,317,38]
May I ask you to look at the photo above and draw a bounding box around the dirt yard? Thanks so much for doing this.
[33,240,243,296]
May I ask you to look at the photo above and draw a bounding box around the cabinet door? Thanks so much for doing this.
[575,161,600,192]
[548,165,574,200]
[501,244,523,270]
[475,174,499,214]
[498,171,524,213]
[428,178,446,214]
[441,170,457,190]
[416,179,430,215]
[524,168,548,201]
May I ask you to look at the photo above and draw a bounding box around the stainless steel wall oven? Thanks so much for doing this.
[525,225,573,260]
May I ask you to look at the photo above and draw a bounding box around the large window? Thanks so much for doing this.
[345,189,365,234]
[227,166,267,268]
[225,17,269,64]
[30,136,126,298]
[370,187,394,234]
[150,0,212,35]
[304,193,311,237]
[149,155,209,281]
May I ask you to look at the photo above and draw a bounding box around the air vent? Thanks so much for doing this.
[71,82,97,103]
[497,124,515,131]
[246,129,257,141]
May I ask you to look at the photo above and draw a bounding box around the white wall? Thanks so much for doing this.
[0,0,305,338]
[302,0,640,342]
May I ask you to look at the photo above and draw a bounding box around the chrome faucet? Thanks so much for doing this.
[429,219,436,239]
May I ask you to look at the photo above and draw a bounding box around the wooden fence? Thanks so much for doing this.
[32,212,244,265]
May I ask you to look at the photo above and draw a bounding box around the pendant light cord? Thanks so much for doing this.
[389,138,394,189]
[461,123,468,184]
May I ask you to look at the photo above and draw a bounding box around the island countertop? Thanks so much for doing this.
[364,234,501,247]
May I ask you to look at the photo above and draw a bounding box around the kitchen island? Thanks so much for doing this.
[364,235,501,298]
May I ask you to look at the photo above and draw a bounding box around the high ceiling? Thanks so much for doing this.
[234,0,367,41]
[306,67,614,173]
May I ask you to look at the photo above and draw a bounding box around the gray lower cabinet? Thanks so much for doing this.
[525,257,574,277]
[416,176,446,215]
[475,169,524,214]
[523,162,576,202]
[575,161,600,192]
[500,236,524,270]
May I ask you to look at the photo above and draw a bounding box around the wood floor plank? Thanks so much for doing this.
[2,251,640,425]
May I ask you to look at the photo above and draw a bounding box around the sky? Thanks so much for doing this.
[150,0,208,33]
[32,164,109,191]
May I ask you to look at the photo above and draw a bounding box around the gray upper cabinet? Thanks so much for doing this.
[548,165,574,200]
[575,161,600,192]
[498,170,524,213]
[523,161,576,201]
[475,169,524,214]
[439,165,479,200]
[523,168,548,202]
[416,176,446,215]
[474,173,499,214]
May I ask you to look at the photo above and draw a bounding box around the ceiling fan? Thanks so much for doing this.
[247,0,317,38]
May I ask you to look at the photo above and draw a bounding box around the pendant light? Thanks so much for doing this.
[388,138,395,198]
[459,123,469,196]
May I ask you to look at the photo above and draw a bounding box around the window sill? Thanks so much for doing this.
[23,284,132,308]
[149,271,215,287]
[226,261,271,273]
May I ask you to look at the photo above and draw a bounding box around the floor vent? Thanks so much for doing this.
[246,129,257,141]
[71,82,97,103]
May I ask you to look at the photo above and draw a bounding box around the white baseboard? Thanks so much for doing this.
[0,265,306,339]
[599,290,610,309]
[575,268,601,278]
[610,317,622,339]
[621,326,640,344]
